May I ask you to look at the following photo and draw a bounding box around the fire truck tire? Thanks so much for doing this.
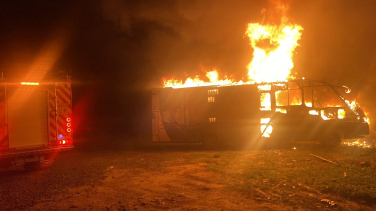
[321,132,341,147]
[202,134,218,149]
[24,161,42,172]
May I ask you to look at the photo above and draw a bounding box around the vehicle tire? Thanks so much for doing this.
[24,161,42,172]
[320,132,341,147]
[202,134,218,149]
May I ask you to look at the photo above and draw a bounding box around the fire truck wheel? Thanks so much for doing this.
[24,161,42,172]
[202,134,218,149]
[321,132,341,147]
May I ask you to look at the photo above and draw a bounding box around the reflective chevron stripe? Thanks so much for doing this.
[56,83,72,137]
[48,91,57,141]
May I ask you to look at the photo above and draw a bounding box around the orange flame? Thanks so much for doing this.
[245,17,303,83]
[162,70,239,88]
[162,4,303,88]
[307,100,370,124]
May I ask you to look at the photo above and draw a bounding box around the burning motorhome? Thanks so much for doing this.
[153,4,370,147]
[152,79,369,147]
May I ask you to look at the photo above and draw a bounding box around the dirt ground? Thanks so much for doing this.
[30,152,292,211]
[11,141,374,210]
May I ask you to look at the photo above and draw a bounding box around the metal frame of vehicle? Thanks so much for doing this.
[152,79,369,146]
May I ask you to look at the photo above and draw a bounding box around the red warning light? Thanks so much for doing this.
[66,117,72,133]
[58,139,71,145]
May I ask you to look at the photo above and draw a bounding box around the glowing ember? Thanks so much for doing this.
[342,139,373,148]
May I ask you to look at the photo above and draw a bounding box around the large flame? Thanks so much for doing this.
[163,8,303,88]
[163,70,241,88]
[245,17,303,83]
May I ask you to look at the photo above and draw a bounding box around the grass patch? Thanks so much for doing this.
[201,146,376,209]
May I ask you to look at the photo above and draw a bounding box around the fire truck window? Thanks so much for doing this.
[260,93,271,111]
[304,87,313,107]
[313,86,345,108]
[289,89,302,105]
[275,90,288,106]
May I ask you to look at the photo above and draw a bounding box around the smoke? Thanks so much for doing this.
[99,0,376,131]
[100,0,376,86]
[101,0,269,85]
[2,0,375,136]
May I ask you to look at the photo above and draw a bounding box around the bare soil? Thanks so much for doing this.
[1,139,375,211]
[31,151,290,211]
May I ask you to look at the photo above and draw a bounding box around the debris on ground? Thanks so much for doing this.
[310,154,340,166]
[321,199,336,206]
[359,161,371,167]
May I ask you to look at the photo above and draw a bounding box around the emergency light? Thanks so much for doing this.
[21,82,39,85]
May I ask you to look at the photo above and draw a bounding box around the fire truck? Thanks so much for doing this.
[152,79,369,147]
[0,77,73,171]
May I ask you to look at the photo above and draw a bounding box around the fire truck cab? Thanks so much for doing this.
[0,77,73,171]
[152,79,369,147]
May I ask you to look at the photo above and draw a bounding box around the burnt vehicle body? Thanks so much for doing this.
[151,79,369,147]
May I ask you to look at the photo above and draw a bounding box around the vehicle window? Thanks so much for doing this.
[260,92,271,111]
[275,90,288,106]
[304,87,313,107]
[313,86,345,108]
[275,82,302,106]
[289,89,302,105]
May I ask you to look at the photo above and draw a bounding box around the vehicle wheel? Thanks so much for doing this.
[321,132,341,147]
[202,134,218,149]
[24,161,42,172]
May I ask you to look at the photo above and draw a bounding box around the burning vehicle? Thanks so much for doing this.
[152,79,369,147]
[152,4,370,147]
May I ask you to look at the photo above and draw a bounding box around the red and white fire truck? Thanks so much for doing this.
[0,77,73,171]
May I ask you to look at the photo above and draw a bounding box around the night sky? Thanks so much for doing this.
[1,0,375,137]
